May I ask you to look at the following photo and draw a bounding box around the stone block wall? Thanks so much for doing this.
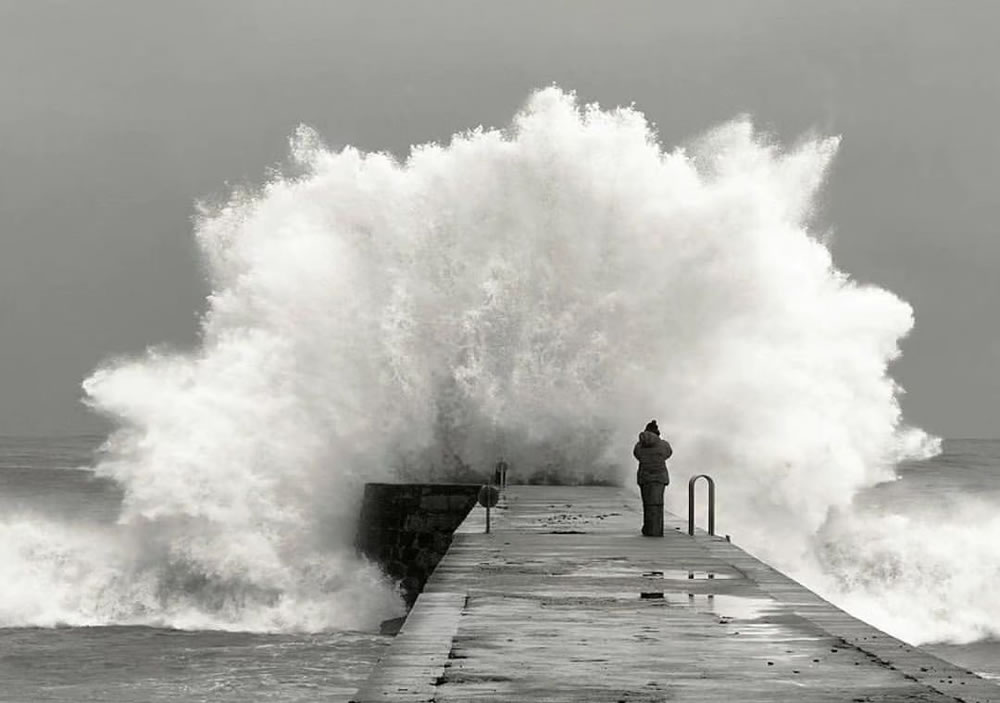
[355,483,480,606]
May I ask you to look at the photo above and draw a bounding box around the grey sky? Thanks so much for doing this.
[1,1,998,438]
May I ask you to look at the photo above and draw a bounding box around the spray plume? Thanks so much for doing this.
[2,88,980,643]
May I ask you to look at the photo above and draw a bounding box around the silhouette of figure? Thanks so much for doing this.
[633,420,672,536]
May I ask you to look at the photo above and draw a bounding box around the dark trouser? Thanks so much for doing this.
[639,482,666,536]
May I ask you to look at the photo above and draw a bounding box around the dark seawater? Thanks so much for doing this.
[0,435,390,702]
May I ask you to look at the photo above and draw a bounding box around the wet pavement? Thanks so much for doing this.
[354,486,1000,702]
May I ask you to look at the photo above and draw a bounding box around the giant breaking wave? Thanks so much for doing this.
[2,88,983,643]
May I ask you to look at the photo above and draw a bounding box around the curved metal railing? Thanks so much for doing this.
[687,474,716,536]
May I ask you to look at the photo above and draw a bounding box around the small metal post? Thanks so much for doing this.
[687,474,716,536]
[478,484,500,535]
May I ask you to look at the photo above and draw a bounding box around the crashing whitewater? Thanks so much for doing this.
[2,87,988,644]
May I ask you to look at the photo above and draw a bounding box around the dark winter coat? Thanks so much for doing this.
[633,431,672,486]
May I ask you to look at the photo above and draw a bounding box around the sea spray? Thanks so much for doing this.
[1,87,967,641]
[815,498,1000,644]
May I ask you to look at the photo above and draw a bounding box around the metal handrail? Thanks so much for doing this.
[687,474,716,536]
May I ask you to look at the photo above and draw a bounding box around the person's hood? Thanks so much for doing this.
[638,431,659,447]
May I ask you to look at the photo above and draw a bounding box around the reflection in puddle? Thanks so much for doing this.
[671,569,736,580]
[529,589,780,621]
[692,594,780,620]
[571,565,740,580]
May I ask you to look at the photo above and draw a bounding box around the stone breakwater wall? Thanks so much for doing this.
[355,483,480,606]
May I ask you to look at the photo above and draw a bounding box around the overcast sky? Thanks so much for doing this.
[1,0,998,438]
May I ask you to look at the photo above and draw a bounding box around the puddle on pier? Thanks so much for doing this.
[632,591,779,620]
[527,589,781,621]
[570,564,740,580]
[642,569,738,581]
[694,594,780,619]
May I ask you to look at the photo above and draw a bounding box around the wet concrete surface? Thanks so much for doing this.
[354,486,1000,702]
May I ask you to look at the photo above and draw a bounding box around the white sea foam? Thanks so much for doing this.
[811,497,1000,644]
[2,87,982,642]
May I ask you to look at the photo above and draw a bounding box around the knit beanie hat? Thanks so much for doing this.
[644,420,660,435]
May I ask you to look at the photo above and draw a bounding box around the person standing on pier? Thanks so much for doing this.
[633,420,672,537]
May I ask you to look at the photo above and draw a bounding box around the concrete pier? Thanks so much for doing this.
[354,486,1000,702]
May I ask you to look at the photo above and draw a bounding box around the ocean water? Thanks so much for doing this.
[0,435,391,702]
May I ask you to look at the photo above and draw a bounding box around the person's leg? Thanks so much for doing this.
[639,482,665,536]
[649,484,664,536]
[639,482,652,535]
[644,482,665,537]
